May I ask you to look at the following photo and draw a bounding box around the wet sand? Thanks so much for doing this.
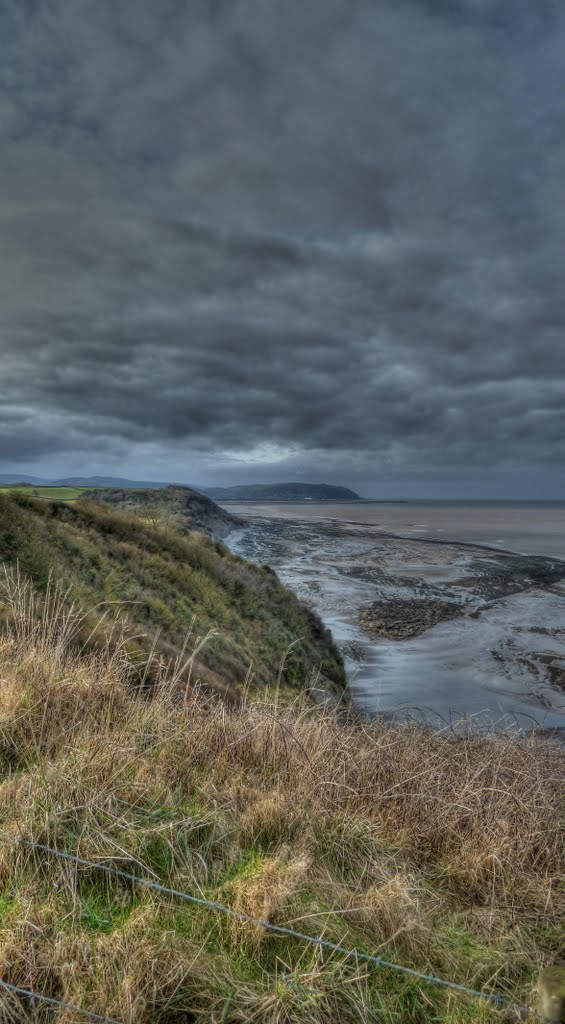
[222,503,565,734]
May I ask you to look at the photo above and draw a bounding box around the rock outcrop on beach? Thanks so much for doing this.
[357,597,462,640]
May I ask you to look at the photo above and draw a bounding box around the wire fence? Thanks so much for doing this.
[0,828,541,1020]
[0,978,125,1024]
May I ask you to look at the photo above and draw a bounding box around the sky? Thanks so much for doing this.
[1,0,564,498]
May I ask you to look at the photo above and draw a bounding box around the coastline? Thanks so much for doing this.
[223,503,565,735]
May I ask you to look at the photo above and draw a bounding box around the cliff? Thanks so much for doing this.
[85,484,241,538]
[0,491,345,698]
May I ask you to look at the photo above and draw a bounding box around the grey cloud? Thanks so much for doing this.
[0,0,564,495]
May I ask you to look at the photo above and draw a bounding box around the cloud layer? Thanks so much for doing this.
[1,0,564,494]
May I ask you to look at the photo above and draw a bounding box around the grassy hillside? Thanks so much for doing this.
[0,577,562,1023]
[0,491,345,698]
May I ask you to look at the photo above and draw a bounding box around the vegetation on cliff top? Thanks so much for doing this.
[84,484,241,538]
[0,570,562,1023]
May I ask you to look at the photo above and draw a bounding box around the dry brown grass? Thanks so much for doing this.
[0,567,562,1023]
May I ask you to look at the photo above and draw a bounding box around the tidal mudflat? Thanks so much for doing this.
[225,503,565,734]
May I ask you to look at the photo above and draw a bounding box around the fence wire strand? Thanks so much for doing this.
[0,828,539,1019]
[0,978,125,1024]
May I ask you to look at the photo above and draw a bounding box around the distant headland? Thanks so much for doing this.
[206,482,361,501]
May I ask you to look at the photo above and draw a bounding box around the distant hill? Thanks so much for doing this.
[0,474,173,488]
[206,482,361,501]
[87,485,241,539]
[54,475,172,489]
[1,474,361,501]
[0,474,49,485]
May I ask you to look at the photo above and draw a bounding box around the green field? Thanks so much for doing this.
[0,484,88,501]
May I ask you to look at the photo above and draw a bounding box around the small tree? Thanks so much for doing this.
[144,501,175,529]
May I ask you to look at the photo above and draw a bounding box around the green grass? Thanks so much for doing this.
[0,485,88,501]
[74,879,141,933]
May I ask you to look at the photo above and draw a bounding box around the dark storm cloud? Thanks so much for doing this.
[0,0,564,491]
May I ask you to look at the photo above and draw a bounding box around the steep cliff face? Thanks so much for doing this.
[85,484,242,538]
[0,491,345,699]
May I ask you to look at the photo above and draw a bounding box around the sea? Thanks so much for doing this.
[224,500,565,559]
